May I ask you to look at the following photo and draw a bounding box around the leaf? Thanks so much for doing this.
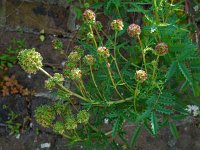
[112,118,122,137]
[166,61,177,81]
[178,63,192,85]
[130,126,142,146]
[169,122,179,139]
[156,105,174,115]
[151,112,158,135]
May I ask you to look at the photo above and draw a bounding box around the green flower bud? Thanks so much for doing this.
[63,62,77,78]
[64,117,77,130]
[18,48,43,74]
[70,68,82,80]
[77,110,89,124]
[53,102,71,116]
[35,105,55,128]
[52,39,63,50]
[68,51,81,63]
[44,73,64,90]
[53,122,65,134]
[87,32,94,39]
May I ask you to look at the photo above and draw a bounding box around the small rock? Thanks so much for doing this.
[41,143,51,149]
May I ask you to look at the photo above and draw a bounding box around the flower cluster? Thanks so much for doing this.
[83,9,96,24]
[135,70,147,82]
[111,19,124,31]
[35,105,56,128]
[53,122,65,134]
[52,39,63,50]
[18,48,43,74]
[128,24,141,37]
[68,51,81,63]
[65,117,77,130]
[45,73,64,90]
[77,110,90,124]
[70,68,82,80]
[97,47,110,58]
[186,105,199,116]
[154,42,168,55]
[84,55,96,65]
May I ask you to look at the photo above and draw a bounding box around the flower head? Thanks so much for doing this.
[64,117,77,130]
[18,48,43,74]
[68,51,81,63]
[97,47,110,58]
[44,73,64,90]
[83,9,95,24]
[70,68,82,80]
[84,55,96,65]
[111,19,124,31]
[73,45,84,57]
[186,105,199,116]
[155,42,168,55]
[135,70,147,82]
[128,24,141,37]
[77,110,90,124]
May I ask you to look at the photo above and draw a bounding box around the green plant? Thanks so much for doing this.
[18,1,200,149]
[3,105,21,135]
[0,38,26,70]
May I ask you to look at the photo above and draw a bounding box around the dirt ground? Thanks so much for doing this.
[0,29,200,150]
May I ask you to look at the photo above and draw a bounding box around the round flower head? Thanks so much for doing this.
[77,110,90,124]
[70,68,82,80]
[68,51,81,63]
[18,48,43,74]
[111,19,124,31]
[64,117,77,130]
[97,47,110,58]
[84,55,96,65]
[73,45,84,57]
[87,32,94,39]
[128,24,141,37]
[83,9,95,24]
[155,42,168,55]
[135,70,147,82]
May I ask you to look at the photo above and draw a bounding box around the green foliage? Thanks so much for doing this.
[18,0,200,149]
[0,38,26,70]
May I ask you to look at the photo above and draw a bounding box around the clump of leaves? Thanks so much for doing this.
[0,38,26,70]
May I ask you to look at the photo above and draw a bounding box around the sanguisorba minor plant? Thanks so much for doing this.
[17,1,200,149]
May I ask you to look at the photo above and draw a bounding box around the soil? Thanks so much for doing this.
[0,29,200,150]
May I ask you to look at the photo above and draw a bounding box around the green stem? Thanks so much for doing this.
[106,59,124,100]
[152,55,160,81]
[89,25,98,48]
[39,67,90,102]
[90,65,105,100]
[154,0,159,23]
[134,82,139,112]
[137,35,147,73]
[113,32,133,92]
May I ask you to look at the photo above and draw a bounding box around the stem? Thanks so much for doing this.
[90,65,105,100]
[113,32,133,92]
[137,35,147,73]
[152,55,160,81]
[134,82,139,112]
[89,25,98,48]
[154,0,159,23]
[93,25,103,46]
[38,67,90,102]
[106,59,124,100]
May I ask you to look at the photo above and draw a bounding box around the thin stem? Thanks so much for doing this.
[90,65,105,100]
[38,67,90,102]
[152,55,160,81]
[134,82,139,112]
[89,25,98,48]
[106,59,124,100]
[93,25,103,46]
[113,32,133,92]
[154,0,159,23]
[137,35,147,73]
